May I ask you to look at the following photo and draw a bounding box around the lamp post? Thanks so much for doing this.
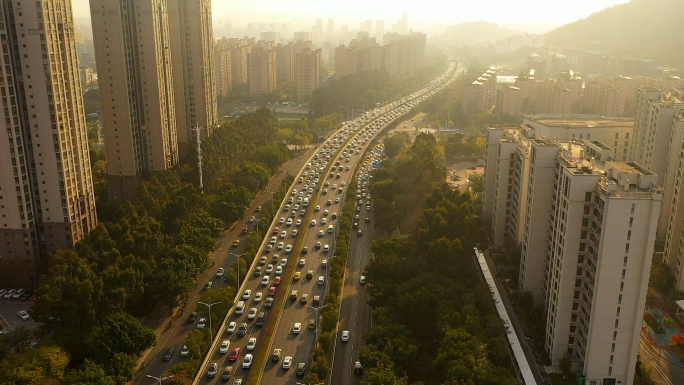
[198,301,221,343]
[305,304,329,345]
[266,190,277,217]
[146,374,174,384]
[255,217,264,249]
[229,253,246,287]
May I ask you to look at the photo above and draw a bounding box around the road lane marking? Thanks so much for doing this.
[651,361,674,385]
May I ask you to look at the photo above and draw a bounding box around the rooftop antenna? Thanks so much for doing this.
[190,125,206,192]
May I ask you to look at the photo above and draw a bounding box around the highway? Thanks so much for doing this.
[134,149,316,385]
[191,61,461,385]
[329,201,379,384]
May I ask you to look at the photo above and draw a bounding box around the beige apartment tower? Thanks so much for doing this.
[0,0,98,286]
[248,48,277,97]
[90,0,179,202]
[295,49,322,101]
[168,0,218,158]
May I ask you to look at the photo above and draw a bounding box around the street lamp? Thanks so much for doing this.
[266,190,278,216]
[146,374,174,384]
[198,301,221,343]
[254,217,264,248]
[229,253,246,286]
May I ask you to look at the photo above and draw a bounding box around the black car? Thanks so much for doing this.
[354,361,363,374]
[271,256,279,264]
[162,348,175,361]
[237,323,248,336]
[296,362,306,377]
[187,312,198,323]
[19,292,31,301]
[301,247,308,254]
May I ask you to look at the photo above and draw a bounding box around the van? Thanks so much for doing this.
[256,312,266,327]
[235,301,245,315]
[328,225,334,233]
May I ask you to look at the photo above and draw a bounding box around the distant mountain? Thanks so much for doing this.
[430,21,526,46]
[545,0,684,69]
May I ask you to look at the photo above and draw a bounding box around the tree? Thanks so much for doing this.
[468,172,484,194]
[185,330,209,359]
[649,263,675,295]
[232,162,271,192]
[559,353,573,377]
[88,313,156,363]
[61,360,117,385]
[0,345,70,385]
[362,364,408,385]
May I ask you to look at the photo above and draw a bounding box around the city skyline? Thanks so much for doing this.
[72,0,629,25]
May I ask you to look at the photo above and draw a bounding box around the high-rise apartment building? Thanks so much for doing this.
[462,69,498,113]
[0,0,98,286]
[260,31,281,45]
[168,0,218,158]
[90,0,179,201]
[294,31,313,42]
[375,20,385,37]
[661,112,684,290]
[295,49,322,101]
[248,47,277,97]
[276,41,313,83]
[327,18,334,35]
[215,47,232,97]
[484,127,662,385]
[496,86,522,116]
[215,37,252,92]
[382,32,426,77]
[398,12,408,34]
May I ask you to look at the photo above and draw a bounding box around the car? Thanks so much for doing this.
[275,266,283,275]
[296,362,306,377]
[259,256,267,265]
[248,216,256,223]
[204,281,213,290]
[312,296,321,307]
[286,218,293,225]
[293,323,302,334]
[272,348,282,362]
[180,345,190,357]
[326,200,332,206]
[219,340,230,354]
[216,268,225,277]
[300,294,309,304]
[266,264,273,274]
[222,367,233,381]
[360,276,366,284]
[323,210,329,216]
[317,276,325,285]
[278,217,285,224]
[228,347,241,361]
[242,290,252,300]
[246,337,257,351]
[335,198,340,203]
[187,312,198,323]
[232,239,240,247]
[301,246,308,254]
[270,236,277,244]
[265,297,274,308]
[247,308,257,320]
[296,219,302,227]
[318,230,324,237]
[341,330,350,341]
[268,286,277,296]
[197,318,207,329]
[315,205,320,211]
[162,347,176,361]
[227,321,237,334]
[280,230,287,239]
[308,319,316,329]
[253,292,263,303]
[254,266,262,276]
[332,213,337,219]
[290,290,299,301]
[306,270,314,279]
[310,219,317,226]
[354,361,363,374]
[261,275,270,286]
[315,241,321,250]
[274,276,282,286]
[207,363,218,378]
[277,242,285,250]
[255,206,262,212]
[285,245,292,253]
[357,229,363,237]
[265,244,273,253]
[293,272,302,280]
[282,356,293,369]
[242,354,253,369]
[271,255,280,264]
[237,323,248,336]
[323,244,329,252]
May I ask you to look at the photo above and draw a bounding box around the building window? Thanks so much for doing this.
[620,282,624,291]
[616,307,621,317]
[622,269,626,279]
[624,256,628,266]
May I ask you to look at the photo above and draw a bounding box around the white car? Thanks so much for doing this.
[323,244,330,252]
[219,340,230,354]
[296,219,302,227]
[275,266,283,275]
[286,218,293,226]
[277,242,284,250]
[248,308,257,320]
[261,276,270,286]
[18,310,30,321]
[293,323,302,334]
[266,264,273,274]
[253,292,263,303]
[279,217,285,224]
[310,219,317,226]
[197,318,206,329]
[317,276,325,285]
[285,245,292,254]
[315,205,320,211]
[227,321,237,334]
[282,356,293,369]
[270,237,277,244]
[280,258,288,267]
[298,258,306,267]
[216,268,225,277]
[280,231,287,239]
[341,331,350,341]
[321,218,327,225]
[248,216,256,223]
[318,230,324,237]
[181,345,190,357]
[243,290,252,300]
[242,354,253,369]
[292,230,298,237]
[246,337,257,351]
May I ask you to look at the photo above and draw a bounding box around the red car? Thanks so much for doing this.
[274,276,282,286]
[331,213,337,220]
[268,286,277,297]
[273,227,280,235]
[242,227,248,234]
[228,347,241,361]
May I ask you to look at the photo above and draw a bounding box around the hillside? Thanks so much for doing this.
[430,21,525,46]
[545,0,684,69]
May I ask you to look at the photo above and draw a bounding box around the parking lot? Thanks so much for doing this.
[0,298,39,334]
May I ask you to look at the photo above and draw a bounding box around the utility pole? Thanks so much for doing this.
[198,301,221,343]
[190,126,206,192]
[229,253,246,286]
[146,375,174,384]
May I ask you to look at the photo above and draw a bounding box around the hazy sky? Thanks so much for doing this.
[71,0,629,24]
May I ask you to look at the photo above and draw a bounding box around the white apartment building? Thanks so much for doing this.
[662,113,684,290]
